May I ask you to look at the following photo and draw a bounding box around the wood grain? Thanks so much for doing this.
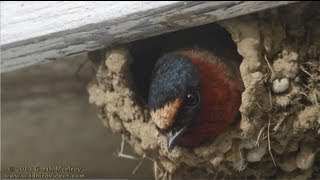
[1,1,299,73]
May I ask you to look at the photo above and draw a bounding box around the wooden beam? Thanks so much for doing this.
[1,1,299,73]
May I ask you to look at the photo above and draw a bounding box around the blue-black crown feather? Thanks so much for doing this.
[148,53,199,111]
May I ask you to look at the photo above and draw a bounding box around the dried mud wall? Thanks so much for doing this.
[88,3,319,179]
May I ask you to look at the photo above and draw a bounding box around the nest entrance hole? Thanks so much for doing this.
[129,23,242,103]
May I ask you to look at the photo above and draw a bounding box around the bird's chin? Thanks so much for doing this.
[166,125,188,152]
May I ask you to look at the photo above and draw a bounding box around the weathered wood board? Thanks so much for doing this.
[1,1,299,73]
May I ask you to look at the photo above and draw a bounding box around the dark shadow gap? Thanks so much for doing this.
[129,23,242,104]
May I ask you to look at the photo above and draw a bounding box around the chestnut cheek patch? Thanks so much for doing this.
[150,98,182,129]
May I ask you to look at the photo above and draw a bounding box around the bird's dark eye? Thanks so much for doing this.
[185,90,200,107]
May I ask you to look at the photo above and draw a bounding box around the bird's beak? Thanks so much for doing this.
[167,125,188,152]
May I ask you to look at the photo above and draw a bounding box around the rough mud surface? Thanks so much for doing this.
[88,3,320,179]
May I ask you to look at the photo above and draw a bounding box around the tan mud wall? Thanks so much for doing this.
[88,3,320,179]
[1,55,154,179]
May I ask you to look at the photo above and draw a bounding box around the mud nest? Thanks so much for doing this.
[88,3,320,179]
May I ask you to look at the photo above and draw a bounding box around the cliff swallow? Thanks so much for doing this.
[148,48,243,152]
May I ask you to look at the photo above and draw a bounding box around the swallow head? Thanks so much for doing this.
[148,53,201,152]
